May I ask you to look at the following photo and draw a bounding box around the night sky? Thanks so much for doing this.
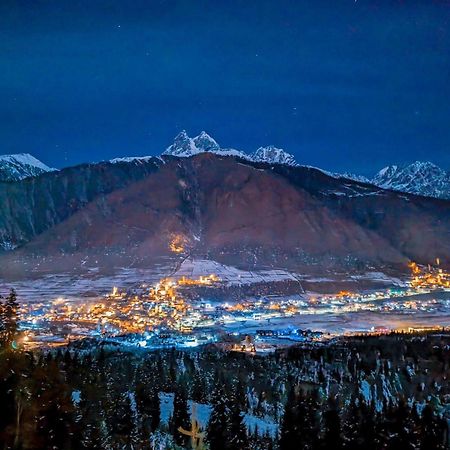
[1,0,450,174]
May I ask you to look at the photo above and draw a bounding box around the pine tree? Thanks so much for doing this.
[170,385,191,447]
[0,354,19,447]
[207,385,230,450]
[343,396,363,449]
[0,295,5,344]
[32,360,77,450]
[360,400,378,450]
[3,288,19,346]
[279,384,299,450]
[387,399,411,450]
[420,404,446,450]
[322,399,343,450]
[228,385,248,449]
[191,369,207,403]
[135,381,160,441]
[109,392,135,448]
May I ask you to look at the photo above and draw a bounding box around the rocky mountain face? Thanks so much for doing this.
[0,153,55,181]
[0,158,162,250]
[251,145,297,166]
[0,153,449,273]
[339,161,450,200]
[372,161,450,199]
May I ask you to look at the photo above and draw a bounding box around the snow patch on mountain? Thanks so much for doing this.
[109,156,156,164]
[0,153,56,181]
[335,172,371,184]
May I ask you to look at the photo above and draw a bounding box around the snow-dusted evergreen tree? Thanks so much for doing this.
[228,384,249,449]
[207,384,230,450]
[135,380,161,441]
[279,383,299,450]
[2,288,19,345]
[170,385,190,447]
[109,391,135,448]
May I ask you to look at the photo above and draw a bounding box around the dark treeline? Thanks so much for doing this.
[0,290,449,449]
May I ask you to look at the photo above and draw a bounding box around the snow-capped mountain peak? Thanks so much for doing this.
[163,130,222,157]
[334,160,450,200]
[375,165,398,179]
[0,153,56,182]
[163,130,198,157]
[163,132,299,166]
[251,145,298,166]
[372,161,449,199]
[192,131,220,152]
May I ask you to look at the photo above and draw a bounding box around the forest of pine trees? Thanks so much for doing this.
[0,290,449,449]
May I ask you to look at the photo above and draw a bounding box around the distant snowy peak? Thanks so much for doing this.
[251,145,298,166]
[372,161,450,199]
[163,130,198,157]
[0,153,56,182]
[162,131,300,166]
[192,131,220,152]
[163,130,219,157]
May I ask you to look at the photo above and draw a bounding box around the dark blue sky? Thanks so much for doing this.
[1,0,450,174]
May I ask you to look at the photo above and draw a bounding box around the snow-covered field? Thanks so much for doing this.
[0,266,171,303]
[0,257,407,304]
[222,297,450,335]
[172,258,301,285]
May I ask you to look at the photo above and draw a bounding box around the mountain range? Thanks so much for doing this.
[1,132,448,199]
[115,130,299,166]
[0,132,449,275]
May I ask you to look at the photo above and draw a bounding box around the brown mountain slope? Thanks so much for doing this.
[5,153,449,272]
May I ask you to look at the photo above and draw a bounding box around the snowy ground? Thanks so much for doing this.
[0,266,171,303]
[222,297,450,335]
[0,258,406,303]
[159,392,278,437]
[171,258,301,285]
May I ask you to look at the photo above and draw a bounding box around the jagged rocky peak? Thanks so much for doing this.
[251,145,298,166]
[374,161,445,186]
[0,153,56,182]
[192,131,220,152]
[163,130,197,157]
[373,165,399,182]
[372,160,450,199]
[163,131,300,166]
[163,130,221,157]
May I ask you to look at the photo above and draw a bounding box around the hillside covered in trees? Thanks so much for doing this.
[0,292,449,449]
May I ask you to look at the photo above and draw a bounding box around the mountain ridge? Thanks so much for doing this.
[0,152,449,276]
[162,131,297,165]
[2,135,449,201]
[0,153,56,182]
[337,161,450,200]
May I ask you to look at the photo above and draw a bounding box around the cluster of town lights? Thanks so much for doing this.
[409,259,450,289]
[16,259,449,348]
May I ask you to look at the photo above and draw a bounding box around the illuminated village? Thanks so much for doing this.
[15,259,450,350]
[409,259,450,289]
